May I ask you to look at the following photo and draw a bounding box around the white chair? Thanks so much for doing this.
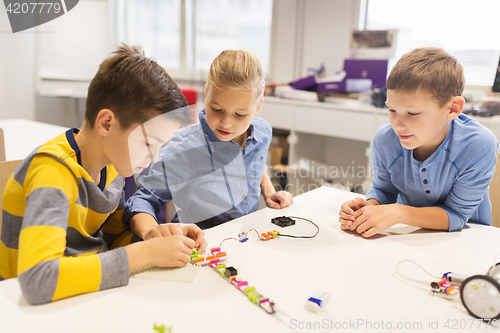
[0,128,6,162]
[490,153,500,228]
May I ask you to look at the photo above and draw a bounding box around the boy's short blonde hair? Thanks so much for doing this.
[386,47,465,107]
[206,50,265,103]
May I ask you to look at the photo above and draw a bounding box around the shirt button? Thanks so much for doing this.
[246,141,250,146]
[423,179,428,184]
[243,195,247,200]
[260,156,263,160]
[242,176,246,181]
[425,190,430,194]
[422,168,426,172]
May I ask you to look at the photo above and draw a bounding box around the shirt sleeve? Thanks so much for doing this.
[123,158,172,227]
[365,131,400,204]
[102,189,143,249]
[17,155,129,305]
[437,140,498,231]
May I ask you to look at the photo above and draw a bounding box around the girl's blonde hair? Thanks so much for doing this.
[206,50,265,103]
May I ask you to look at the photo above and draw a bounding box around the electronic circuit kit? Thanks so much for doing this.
[396,260,500,320]
[190,215,334,330]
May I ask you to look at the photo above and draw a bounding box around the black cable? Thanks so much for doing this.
[278,216,319,239]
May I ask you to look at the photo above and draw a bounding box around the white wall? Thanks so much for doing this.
[0,1,360,124]
[0,9,35,120]
[301,0,353,78]
[270,0,359,83]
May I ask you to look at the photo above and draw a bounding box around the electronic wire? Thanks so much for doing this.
[245,228,261,239]
[218,237,239,248]
[279,216,320,239]
[395,260,441,286]
[218,216,319,247]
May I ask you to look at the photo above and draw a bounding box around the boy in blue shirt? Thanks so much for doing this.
[124,50,293,235]
[339,47,498,237]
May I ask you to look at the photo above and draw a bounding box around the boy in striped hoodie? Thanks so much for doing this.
[0,45,206,305]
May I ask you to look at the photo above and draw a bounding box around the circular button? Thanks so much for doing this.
[242,176,246,181]
[423,179,428,184]
[246,141,250,146]
[425,190,430,194]
[243,195,247,200]
[260,156,263,160]
[422,168,426,172]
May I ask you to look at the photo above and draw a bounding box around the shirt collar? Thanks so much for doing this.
[65,127,82,164]
[65,127,107,191]
[410,120,453,166]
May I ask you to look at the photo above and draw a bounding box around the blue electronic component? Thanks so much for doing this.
[305,291,331,312]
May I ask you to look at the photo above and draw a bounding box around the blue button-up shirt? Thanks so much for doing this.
[123,108,272,229]
[366,114,498,231]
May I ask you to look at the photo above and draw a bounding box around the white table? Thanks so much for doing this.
[0,119,69,161]
[1,186,499,333]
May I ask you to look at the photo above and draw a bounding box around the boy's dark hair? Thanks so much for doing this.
[386,47,465,107]
[85,44,191,128]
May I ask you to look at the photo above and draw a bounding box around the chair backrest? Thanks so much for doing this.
[0,160,22,235]
[0,128,6,162]
[491,153,500,228]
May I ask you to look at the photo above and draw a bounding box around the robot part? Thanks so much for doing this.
[271,216,295,227]
[461,275,500,320]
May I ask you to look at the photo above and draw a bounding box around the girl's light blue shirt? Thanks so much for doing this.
[123,108,272,229]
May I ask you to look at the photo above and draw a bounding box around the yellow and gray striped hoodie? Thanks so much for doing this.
[0,128,137,305]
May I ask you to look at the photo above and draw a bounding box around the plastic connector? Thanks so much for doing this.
[305,291,330,313]
[224,266,237,279]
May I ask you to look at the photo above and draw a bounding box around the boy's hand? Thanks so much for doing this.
[144,223,181,240]
[180,224,207,253]
[145,223,207,253]
[147,235,196,267]
[347,204,401,238]
[265,191,293,209]
[338,197,371,229]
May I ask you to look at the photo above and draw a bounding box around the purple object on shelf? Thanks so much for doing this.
[344,59,388,89]
[317,59,388,93]
[317,78,372,93]
[317,80,346,93]
[290,75,317,91]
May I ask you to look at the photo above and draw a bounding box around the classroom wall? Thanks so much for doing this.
[270,0,359,83]
[0,8,35,120]
[0,1,360,124]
